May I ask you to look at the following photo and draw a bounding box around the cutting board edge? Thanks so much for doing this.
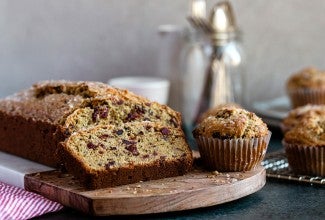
[24,166,266,216]
[89,167,266,216]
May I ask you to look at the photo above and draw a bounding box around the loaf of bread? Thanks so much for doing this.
[0,81,193,188]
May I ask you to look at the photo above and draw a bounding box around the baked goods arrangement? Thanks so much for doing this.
[193,106,271,171]
[0,81,193,189]
[286,67,325,108]
[4,69,323,191]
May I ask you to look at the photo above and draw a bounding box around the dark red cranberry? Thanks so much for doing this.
[116,100,124,105]
[125,145,139,156]
[126,112,139,121]
[92,108,99,122]
[122,139,136,145]
[160,127,170,136]
[99,106,108,119]
[99,134,109,140]
[142,154,149,159]
[115,129,124,135]
[87,142,97,150]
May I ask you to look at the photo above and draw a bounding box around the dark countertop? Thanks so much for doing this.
[34,127,325,220]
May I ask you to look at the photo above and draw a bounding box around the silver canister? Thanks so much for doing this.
[195,0,245,122]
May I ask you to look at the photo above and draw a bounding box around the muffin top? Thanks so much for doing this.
[193,107,268,139]
[287,67,325,90]
[197,102,241,123]
[281,104,325,133]
[284,112,325,146]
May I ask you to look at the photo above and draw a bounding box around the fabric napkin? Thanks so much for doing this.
[0,181,64,220]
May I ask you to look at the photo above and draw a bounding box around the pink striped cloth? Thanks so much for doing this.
[0,181,64,220]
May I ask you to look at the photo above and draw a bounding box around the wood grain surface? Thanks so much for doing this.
[24,165,266,216]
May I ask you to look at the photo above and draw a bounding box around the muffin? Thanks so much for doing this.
[283,112,325,176]
[193,107,271,171]
[286,67,325,108]
[280,104,325,134]
[197,102,241,123]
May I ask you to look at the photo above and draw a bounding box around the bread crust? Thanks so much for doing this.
[0,112,61,167]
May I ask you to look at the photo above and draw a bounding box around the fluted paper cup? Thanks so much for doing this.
[195,132,271,172]
[283,141,325,177]
[288,88,325,108]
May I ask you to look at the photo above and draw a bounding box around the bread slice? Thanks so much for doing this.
[58,122,193,189]
[61,96,181,135]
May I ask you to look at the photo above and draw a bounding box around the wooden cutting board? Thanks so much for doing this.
[0,151,266,216]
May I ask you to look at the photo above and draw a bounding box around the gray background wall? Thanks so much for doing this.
[0,0,324,107]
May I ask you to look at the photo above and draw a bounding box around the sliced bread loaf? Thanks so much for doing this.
[0,80,193,188]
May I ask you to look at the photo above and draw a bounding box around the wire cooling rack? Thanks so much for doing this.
[262,150,325,185]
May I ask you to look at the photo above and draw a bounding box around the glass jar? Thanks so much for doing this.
[157,25,186,112]
[175,29,211,142]
[179,29,210,127]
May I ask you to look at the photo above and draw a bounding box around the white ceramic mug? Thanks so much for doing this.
[108,76,170,105]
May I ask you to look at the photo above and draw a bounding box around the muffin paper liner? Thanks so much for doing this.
[283,141,325,177]
[195,132,271,172]
[288,88,325,108]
